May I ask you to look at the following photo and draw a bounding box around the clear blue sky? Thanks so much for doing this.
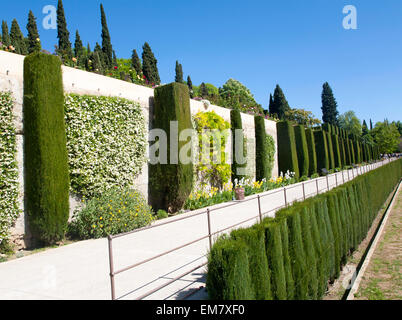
[2,0,401,124]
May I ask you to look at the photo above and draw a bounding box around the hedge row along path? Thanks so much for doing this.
[0,160,395,300]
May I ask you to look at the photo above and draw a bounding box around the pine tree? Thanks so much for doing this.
[2,21,11,47]
[100,4,113,70]
[10,19,27,55]
[26,10,41,54]
[272,85,291,120]
[175,60,184,83]
[57,0,72,60]
[187,76,193,98]
[142,42,160,85]
[131,49,142,75]
[321,82,339,125]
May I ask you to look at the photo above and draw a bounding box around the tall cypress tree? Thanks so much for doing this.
[362,120,369,136]
[187,76,193,98]
[26,10,41,54]
[57,0,72,60]
[321,82,339,125]
[142,42,160,85]
[268,93,274,116]
[131,49,142,75]
[272,85,291,120]
[100,4,113,70]
[10,19,27,55]
[74,30,84,66]
[2,21,10,47]
[93,42,104,74]
[369,119,373,131]
[112,50,117,67]
[175,60,183,83]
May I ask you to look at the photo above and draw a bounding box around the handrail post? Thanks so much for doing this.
[316,179,319,195]
[257,195,263,222]
[207,209,212,250]
[284,188,288,207]
[342,170,345,184]
[108,235,116,300]
[348,169,350,181]
[326,175,330,191]
[335,173,338,187]
[302,182,306,201]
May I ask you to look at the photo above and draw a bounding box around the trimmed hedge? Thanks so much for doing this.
[331,134,342,169]
[325,132,335,170]
[149,82,193,213]
[23,52,70,244]
[294,125,310,178]
[305,128,317,176]
[313,130,329,172]
[207,159,402,300]
[277,121,299,179]
[255,116,270,181]
[231,109,247,182]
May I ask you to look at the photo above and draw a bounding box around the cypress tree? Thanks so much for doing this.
[92,43,104,74]
[74,30,84,66]
[131,49,142,75]
[231,109,247,182]
[175,60,184,83]
[362,120,369,136]
[2,21,10,47]
[112,50,117,67]
[255,116,270,181]
[187,76,193,98]
[142,42,160,85]
[321,82,339,125]
[268,93,274,116]
[10,19,27,55]
[26,11,41,54]
[272,85,291,120]
[57,0,72,60]
[200,82,208,98]
[369,119,373,131]
[100,3,113,70]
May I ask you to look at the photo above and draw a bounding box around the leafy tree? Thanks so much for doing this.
[26,11,41,54]
[271,85,291,120]
[1,21,10,47]
[57,0,72,60]
[321,82,339,125]
[392,121,402,136]
[175,60,183,83]
[131,49,142,75]
[372,121,400,153]
[285,108,321,127]
[100,3,113,70]
[142,42,160,85]
[338,111,362,137]
[10,19,27,55]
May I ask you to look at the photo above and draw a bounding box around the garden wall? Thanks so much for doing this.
[0,50,278,246]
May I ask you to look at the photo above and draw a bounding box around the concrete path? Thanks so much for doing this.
[0,161,390,300]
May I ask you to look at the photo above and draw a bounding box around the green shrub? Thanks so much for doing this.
[305,128,318,176]
[277,121,299,179]
[278,218,295,299]
[262,219,287,300]
[325,192,341,280]
[265,134,276,180]
[294,125,309,177]
[331,135,342,169]
[313,130,329,172]
[353,140,361,164]
[231,226,272,300]
[157,210,169,220]
[322,123,332,134]
[23,52,70,244]
[338,137,347,168]
[255,116,270,181]
[68,188,155,239]
[325,132,335,170]
[349,139,356,164]
[231,109,247,182]
[206,235,255,300]
[150,83,193,213]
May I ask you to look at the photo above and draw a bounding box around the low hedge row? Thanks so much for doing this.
[206,159,402,300]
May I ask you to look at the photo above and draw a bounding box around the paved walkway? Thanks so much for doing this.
[0,162,389,300]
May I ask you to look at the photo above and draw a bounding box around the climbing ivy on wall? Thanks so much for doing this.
[0,91,20,243]
[64,94,147,198]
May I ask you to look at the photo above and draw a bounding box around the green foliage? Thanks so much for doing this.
[313,130,329,172]
[131,49,142,76]
[142,42,160,85]
[68,188,155,239]
[1,21,10,47]
[207,235,255,300]
[100,3,113,70]
[262,219,287,300]
[321,82,339,125]
[231,109,247,182]
[57,0,72,61]
[231,226,272,300]
[23,53,70,244]
[265,134,276,180]
[156,210,169,220]
[194,111,231,189]
[175,60,184,83]
[271,85,291,120]
[305,128,318,176]
[278,218,295,299]
[0,92,21,243]
[331,134,342,168]
[277,121,300,179]
[372,121,401,154]
[219,79,262,113]
[294,125,310,177]
[255,116,270,181]
[10,19,27,55]
[284,108,321,127]
[64,94,147,198]
[325,132,335,170]
[150,83,193,213]
[27,11,41,54]
[338,111,362,137]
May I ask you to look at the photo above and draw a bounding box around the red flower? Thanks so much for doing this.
[114,66,118,70]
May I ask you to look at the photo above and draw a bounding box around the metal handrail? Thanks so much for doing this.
[107,159,390,300]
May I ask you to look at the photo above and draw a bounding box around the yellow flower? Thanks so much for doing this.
[100,217,103,220]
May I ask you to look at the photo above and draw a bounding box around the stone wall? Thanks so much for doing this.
[0,50,278,246]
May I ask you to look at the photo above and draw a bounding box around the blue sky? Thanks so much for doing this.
[2,0,401,124]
